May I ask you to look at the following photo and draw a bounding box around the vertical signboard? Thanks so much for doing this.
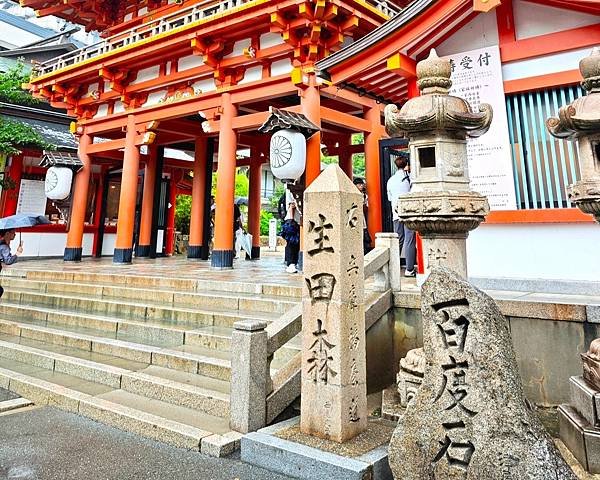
[16,179,47,215]
[443,46,517,210]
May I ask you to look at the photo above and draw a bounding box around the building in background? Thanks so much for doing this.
[316,0,600,284]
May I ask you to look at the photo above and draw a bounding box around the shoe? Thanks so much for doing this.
[286,264,298,274]
[404,269,416,277]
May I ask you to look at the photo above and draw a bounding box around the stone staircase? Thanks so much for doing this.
[0,268,301,456]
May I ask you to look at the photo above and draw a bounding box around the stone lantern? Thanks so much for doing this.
[384,49,493,278]
[547,47,600,223]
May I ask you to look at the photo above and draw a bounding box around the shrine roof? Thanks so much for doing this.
[316,0,442,104]
[316,0,600,105]
[0,101,77,150]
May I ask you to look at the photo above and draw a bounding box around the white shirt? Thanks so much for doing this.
[285,189,301,223]
[386,169,411,221]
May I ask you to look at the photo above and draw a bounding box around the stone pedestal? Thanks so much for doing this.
[301,164,367,443]
[397,190,489,279]
[559,376,600,473]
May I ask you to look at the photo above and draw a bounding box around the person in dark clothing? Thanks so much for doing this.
[277,192,287,220]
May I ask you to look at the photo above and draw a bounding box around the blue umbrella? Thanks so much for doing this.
[0,214,51,230]
[0,214,51,245]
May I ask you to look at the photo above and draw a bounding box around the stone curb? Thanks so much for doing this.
[394,291,595,323]
[0,397,33,413]
[241,418,392,480]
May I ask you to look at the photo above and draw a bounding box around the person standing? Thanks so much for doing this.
[0,229,23,298]
[352,177,372,254]
[281,188,301,273]
[386,154,416,277]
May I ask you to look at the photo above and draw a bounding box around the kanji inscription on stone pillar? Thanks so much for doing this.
[301,164,367,443]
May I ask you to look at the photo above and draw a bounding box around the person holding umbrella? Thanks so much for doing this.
[0,214,50,297]
[0,229,23,298]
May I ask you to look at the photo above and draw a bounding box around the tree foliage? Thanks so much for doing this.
[0,117,54,155]
[321,132,366,178]
[175,194,192,235]
[0,62,53,155]
[0,61,38,106]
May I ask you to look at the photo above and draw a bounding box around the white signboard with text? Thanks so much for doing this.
[16,179,47,216]
[444,46,517,210]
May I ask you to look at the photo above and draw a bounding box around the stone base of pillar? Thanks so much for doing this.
[297,251,303,272]
[136,244,151,257]
[247,246,260,260]
[113,248,133,264]
[64,247,82,262]
[211,250,233,269]
[187,244,204,259]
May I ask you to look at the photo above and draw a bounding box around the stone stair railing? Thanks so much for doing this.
[229,232,400,433]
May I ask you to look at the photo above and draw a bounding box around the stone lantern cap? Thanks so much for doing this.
[385,49,493,138]
[384,49,493,139]
[546,47,600,141]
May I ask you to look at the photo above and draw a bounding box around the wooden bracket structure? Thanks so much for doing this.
[473,0,502,12]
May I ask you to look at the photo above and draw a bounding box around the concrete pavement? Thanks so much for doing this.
[0,406,293,480]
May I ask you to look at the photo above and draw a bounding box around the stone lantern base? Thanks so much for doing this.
[568,180,600,223]
[397,190,489,277]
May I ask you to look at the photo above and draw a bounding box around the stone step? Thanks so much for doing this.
[3,268,302,298]
[0,311,300,366]
[0,325,232,381]
[0,337,230,417]
[0,362,237,454]
[1,289,280,328]
[0,297,273,335]
[0,277,297,315]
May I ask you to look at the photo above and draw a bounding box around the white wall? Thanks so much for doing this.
[467,223,600,282]
[502,47,595,82]
[513,0,599,40]
[101,234,116,257]
[435,11,499,57]
[19,232,94,258]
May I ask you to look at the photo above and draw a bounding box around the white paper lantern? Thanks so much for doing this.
[45,167,73,200]
[270,129,306,182]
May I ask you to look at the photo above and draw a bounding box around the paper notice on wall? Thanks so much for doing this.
[443,46,517,210]
[16,179,47,216]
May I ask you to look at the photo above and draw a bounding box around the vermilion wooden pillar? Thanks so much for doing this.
[339,136,353,179]
[64,133,92,261]
[188,136,207,259]
[302,74,321,186]
[165,171,177,256]
[2,154,23,217]
[211,92,238,269]
[247,158,262,259]
[136,144,157,257]
[114,115,141,264]
[364,104,383,238]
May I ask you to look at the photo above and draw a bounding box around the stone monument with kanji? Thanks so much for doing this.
[301,164,367,443]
